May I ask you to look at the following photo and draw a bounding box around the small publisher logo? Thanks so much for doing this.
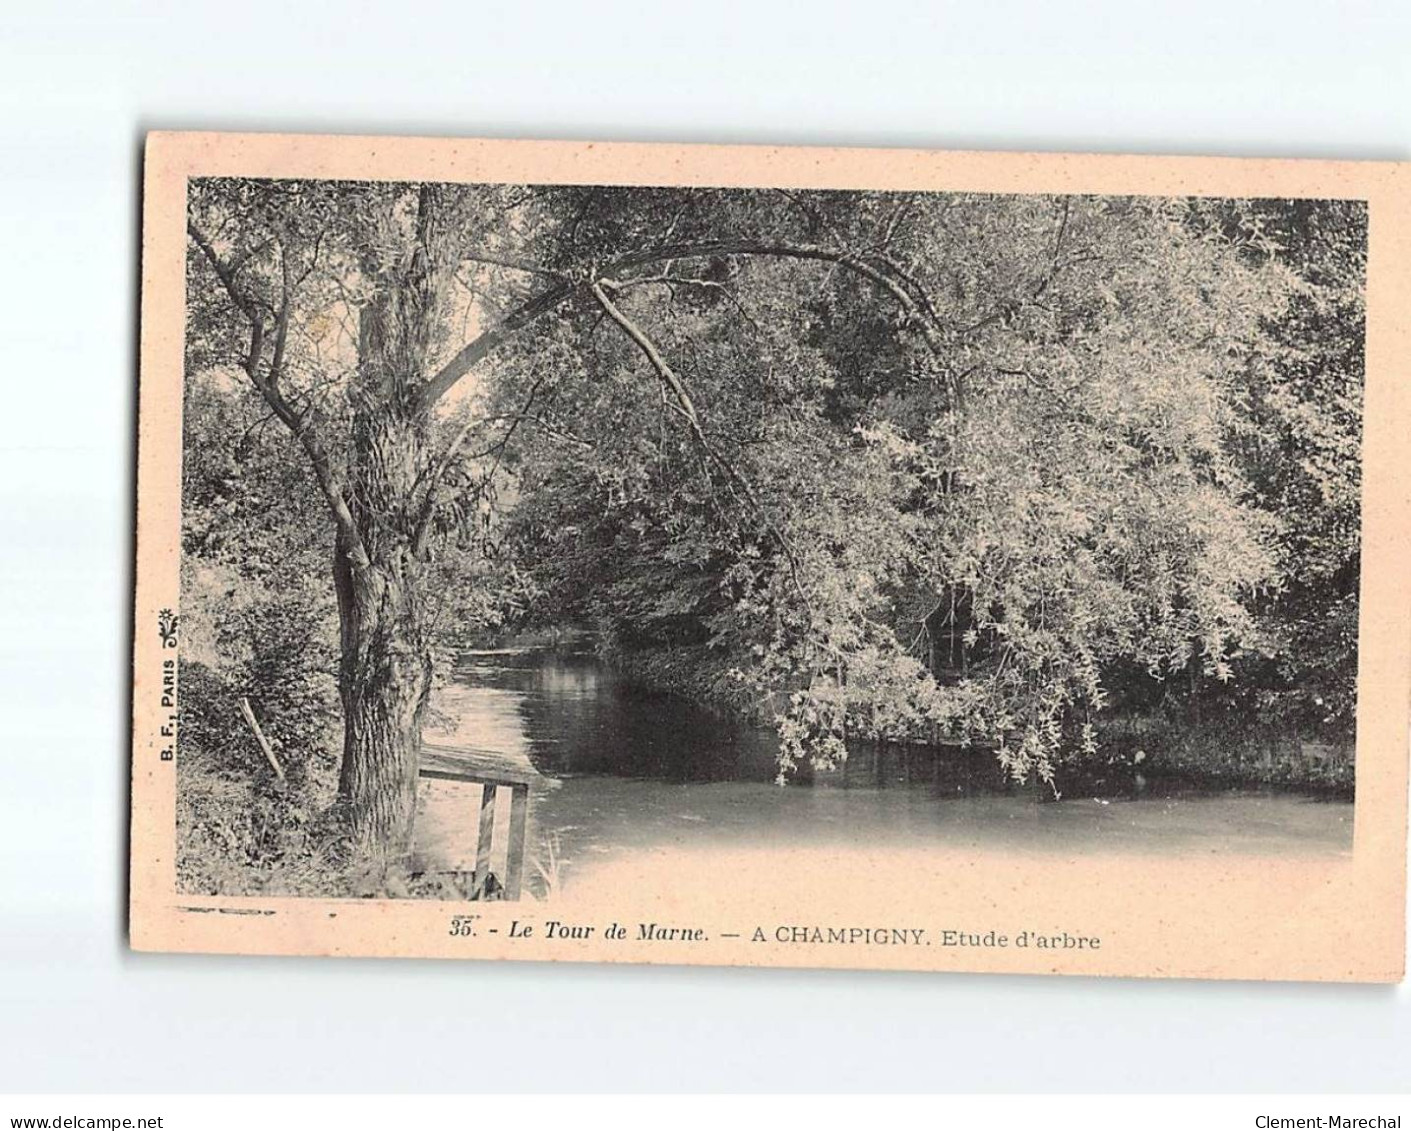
[157,607,179,649]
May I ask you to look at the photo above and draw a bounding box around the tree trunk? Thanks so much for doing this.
[333,187,448,864]
[334,531,432,861]
[334,394,435,861]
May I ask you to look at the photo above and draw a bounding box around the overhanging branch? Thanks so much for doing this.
[589,278,815,620]
[187,219,371,573]
[417,236,966,413]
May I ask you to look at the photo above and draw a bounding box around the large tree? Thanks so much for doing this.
[186,181,1294,863]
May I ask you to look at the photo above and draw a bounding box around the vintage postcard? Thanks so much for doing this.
[132,132,1409,980]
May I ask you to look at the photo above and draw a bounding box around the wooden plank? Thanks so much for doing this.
[475,782,499,893]
[418,741,538,787]
[503,783,530,900]
[420,767,533,788]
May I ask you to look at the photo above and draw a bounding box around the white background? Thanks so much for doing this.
[1,0,1409,1094]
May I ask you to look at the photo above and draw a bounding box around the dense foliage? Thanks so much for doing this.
[180,179,1365,878]
[497,191,1359,786]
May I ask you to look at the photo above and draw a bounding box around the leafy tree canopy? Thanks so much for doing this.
[184,179,1362,804]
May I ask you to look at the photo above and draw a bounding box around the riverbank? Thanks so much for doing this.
[1095,714,1355,798]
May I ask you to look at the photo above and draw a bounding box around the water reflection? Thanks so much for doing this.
[456,646,781,783]
[456,645,1031,795]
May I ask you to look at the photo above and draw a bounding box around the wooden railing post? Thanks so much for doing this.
[504,783,530,900]
[417,742,539,902]
[475,782,499,894]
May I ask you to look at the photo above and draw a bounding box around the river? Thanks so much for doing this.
[412,643,1353,899]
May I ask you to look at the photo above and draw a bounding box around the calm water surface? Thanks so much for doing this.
[414,645,1353,896]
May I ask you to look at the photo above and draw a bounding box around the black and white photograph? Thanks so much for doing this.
[174,172,1365,902]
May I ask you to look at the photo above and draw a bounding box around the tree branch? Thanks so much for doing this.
[590,280,704,435]
[589,278,815,619]
[187,218,371,573]
[416,281,581,412]
[1031,197,1072,299]
[418,236,965,413]
[459,251,568,279]
[410,368,554,559]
